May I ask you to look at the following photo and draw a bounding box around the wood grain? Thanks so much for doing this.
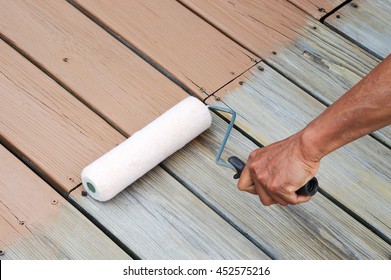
[208,64,391,241]
[163,113,391,259]
[325,0,391,59]
[0,145,130,259]
[0,0,186,134]
[0,38,267,260]
[70,167,269,260]
[71,0,257,96]
[288,0,344,19]
[0,0,270,259]
[0,39,124,193]
[180,0,390,146]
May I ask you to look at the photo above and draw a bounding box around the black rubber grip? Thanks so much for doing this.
[228,156,318,196]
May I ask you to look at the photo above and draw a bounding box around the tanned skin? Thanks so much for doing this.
[238,54,391,206]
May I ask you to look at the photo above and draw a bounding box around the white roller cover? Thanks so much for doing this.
[81,96,212,201]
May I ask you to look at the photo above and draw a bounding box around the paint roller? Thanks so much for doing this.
[81,96,318,201]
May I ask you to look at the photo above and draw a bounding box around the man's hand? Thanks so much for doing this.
[238,132,320,206]
[237,54,391,206]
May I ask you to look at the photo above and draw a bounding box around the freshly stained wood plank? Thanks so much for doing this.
[71,0,257,95]
[180,0,390,146]
[70,167,269,260]
[163,114,391,259]
[325,0,391,59]
[288,0,344,19]
[0,146,130,260]
[0,37,266,260]
[0,0,186,134]
[207,64,391,241]
[0,39,123,193]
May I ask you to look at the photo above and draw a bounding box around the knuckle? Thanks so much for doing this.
[268,183,279,193]
[259,196,274,206]
[248,151,257,161]
[237,183,246,191]
[249,161,258,172]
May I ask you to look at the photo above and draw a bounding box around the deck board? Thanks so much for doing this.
[1,0,390,260]
[70,167,269,260]
[180,0,390,146]
[288,0,344,19]
[207,64,391,241]
[0,39,123,193]
[325,0,391,59]
[0,33,268,261]
[0,0,186,134]
[71,0,257,96]
[0,145,130,260]
[163,113,391,259]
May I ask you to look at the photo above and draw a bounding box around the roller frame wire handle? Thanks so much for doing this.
[208,104,318,197]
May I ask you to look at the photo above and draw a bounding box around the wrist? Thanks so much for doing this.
[298,122,326,163]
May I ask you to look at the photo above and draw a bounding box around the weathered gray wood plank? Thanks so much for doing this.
[288,0,344,19]
[325,0,391,59]
[163,113,391,259]
[70,167,269,260]
[207,64,391,243]
[180,0,390,146]
[0,145,130,260]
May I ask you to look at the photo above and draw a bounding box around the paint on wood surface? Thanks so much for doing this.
[163,113,391,259]
[288,0,344,19]
[0,0,186,134]
[180,0,390,146]
[0,39,124,193]
[207,64,391,241]
[0,146,130,259]
[72,0,258,96]
[325,0,391,59]
[0,37,267,260]
[70,166,269,260]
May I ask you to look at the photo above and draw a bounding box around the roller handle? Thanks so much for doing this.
[228,156,318,196]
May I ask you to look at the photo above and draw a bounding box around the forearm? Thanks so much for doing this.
[300,55,391,161]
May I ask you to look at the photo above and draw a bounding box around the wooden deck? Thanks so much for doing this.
[0,0,390,259]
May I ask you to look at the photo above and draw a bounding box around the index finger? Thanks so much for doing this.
[237,164,257,194]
